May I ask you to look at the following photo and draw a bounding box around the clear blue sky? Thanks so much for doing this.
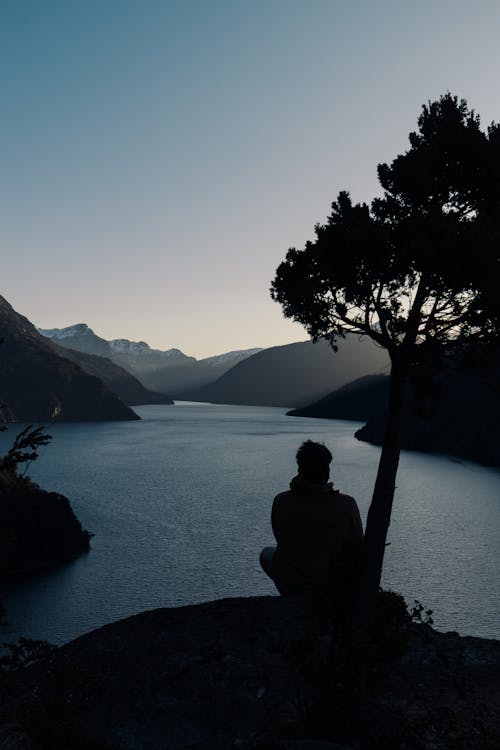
[2,0,500,357]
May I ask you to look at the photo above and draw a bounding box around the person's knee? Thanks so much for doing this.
[259,546,275,577]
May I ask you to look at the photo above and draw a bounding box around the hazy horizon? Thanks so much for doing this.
[3,1,500,358]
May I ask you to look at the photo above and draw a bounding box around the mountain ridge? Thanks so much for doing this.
[39,324,263,394]
[0,296,139,422]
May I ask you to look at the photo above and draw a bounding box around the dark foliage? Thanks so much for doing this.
[0,425,52,475]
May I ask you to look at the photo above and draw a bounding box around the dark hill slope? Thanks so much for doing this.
[0,295,138,422]
[355,366,500,466]
[289,366,500,467]
[288,373,390,420]
[140,359,241,396]
[49,346,173,406]
[180,337,389,407]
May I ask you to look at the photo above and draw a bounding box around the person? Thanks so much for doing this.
[260,440,363,602]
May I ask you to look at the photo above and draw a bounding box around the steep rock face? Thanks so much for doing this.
[180,337,389,408]
[0,476,91,580]
[0,597,498,749]
[0,296,139,422]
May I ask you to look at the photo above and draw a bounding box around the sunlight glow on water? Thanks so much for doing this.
[1,403,499,644]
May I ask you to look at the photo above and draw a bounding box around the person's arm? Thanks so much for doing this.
[271,495,280,543]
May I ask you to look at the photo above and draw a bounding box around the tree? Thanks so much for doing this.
[0,425,52,476]
[271,94,500,624]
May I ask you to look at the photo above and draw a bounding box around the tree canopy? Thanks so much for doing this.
[271,94,500,623]
[272,94,500,364]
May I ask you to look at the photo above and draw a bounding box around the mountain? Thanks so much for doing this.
[140,348,264,395]
[179,337,390,407]
[39,323,112,357]
[0,296,139,422]
[48,346,173,406]
[39,325,195,374]
[200,348,263,368]
[109,340,195,375]
[40,325,262,395]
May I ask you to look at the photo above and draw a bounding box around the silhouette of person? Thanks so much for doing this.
[260,440,363,601]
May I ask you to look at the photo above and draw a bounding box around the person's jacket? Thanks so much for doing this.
[271,474,363,596]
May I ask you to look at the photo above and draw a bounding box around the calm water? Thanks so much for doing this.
[1,402,499,644]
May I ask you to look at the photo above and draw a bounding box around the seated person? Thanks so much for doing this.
[260,440,363,602]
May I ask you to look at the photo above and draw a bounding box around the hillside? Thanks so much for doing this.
[355,366,500,466]
[288,364,500,467]
[48,345,173,406]
[288,373,390,420]
[179,337,389,407]
[0,296,139,422]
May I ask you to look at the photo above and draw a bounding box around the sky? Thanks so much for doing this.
[2,0,500,358]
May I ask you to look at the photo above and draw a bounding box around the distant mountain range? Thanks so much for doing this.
[40,324,195,372]
[4,308,390,420]
[179,337,390,407]
[5,295,499,465]
[0,296,141,422]
[40,325,262,395]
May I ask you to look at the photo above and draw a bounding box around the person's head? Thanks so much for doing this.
[296,440,332,484]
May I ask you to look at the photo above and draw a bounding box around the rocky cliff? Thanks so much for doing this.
[0,596,498,749]
[0,473,91,581]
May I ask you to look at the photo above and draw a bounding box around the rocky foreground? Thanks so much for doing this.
[0,596,499,749]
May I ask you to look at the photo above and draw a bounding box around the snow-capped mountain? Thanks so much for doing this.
[200,348,262,368]
[39,325,196,374]
[110,339,189,363]
[38,324,112,357]
[40,323,94,340]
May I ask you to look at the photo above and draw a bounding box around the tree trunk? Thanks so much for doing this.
[349,357,410,627]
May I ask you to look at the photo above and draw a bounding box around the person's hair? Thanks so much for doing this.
[296,440,332,483]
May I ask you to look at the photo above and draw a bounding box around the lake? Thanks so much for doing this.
[1,402,499,644]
